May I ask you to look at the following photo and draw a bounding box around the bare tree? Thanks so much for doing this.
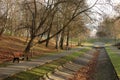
[0,0,13,36]
[0,0,98,54]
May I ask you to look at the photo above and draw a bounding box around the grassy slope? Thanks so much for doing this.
[0,36,58,63]
[106,47,120,77]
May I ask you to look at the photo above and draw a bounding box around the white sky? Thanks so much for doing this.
[87,0,120,37]
[88,0,120,16]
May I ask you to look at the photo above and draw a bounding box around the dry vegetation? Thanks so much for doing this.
[0,36,58,63]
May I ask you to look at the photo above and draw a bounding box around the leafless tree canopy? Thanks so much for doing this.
[0,0,99,53]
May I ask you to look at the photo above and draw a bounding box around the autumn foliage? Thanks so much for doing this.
[0,36,58,63]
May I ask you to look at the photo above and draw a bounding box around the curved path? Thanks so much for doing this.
[44,42,119,80]
[0,47,85,80]
[1,42,118,80]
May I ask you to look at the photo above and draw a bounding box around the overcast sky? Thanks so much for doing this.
[88,0,120,16]
[87,0,120,37]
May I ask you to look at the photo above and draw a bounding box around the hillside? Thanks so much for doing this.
[0,36,58,63]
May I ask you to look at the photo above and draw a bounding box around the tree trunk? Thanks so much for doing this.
[45,27,52,47]
[66,29,70,47]
[55,22,60,49]
[60,37,64,49]
[55,35,59,49]
[24,36,35,60]
[55,34,60,49]
[60,30,65,49]
[24,37,34,53]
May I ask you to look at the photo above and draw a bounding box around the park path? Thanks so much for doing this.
[94,47,119,80]
[0,47,85,80]
[45,43,119,80]
[43,42,106,80]
[1,42,118,80]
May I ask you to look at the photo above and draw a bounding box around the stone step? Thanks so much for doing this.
[72,57,90,66]
[57,66,74,75]
[47,71,72,80]
[40,49,95,80]
[62,61,82,72]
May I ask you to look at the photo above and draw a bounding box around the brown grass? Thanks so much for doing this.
[0,36,59,63]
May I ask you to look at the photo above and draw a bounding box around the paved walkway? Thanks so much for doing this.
[0,47,85,80]
[94,47,119,80]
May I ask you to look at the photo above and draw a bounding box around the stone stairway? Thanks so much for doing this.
[40,49,95,80]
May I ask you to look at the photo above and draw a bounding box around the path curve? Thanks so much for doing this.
[0,47,83,80]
